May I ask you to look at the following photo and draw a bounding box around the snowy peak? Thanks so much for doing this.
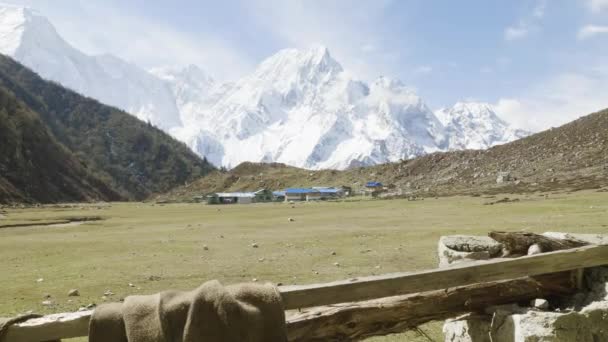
[437,101,505,126]
[0,3,182,130]
[172,46,451,169]
[251,45,343,89]
[0,4,64,55]
[437,101,529,150]
[0,5,29,54]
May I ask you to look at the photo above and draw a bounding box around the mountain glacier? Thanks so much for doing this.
[0,4,529,170]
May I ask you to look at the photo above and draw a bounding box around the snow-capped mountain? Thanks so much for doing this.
[0,4,529,170]
[149,65,218,126]
[436,102,529,150]
[170,46,449,169]
[0,4,181,130]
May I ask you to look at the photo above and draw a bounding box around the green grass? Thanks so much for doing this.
[1,190,607,341]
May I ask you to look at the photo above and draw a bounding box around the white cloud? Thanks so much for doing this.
[504,0,547,41]
[588,0,608,12]
[578,25,608,39]
[495,70,608,131]
[504,25,529,41]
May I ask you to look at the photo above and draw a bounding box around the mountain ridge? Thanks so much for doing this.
[169,46,526,170]
[159,107,608,201]
[0,54,215,203]
[0,4,529,171]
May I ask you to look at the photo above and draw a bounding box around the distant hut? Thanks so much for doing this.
[312,187,344,200]
[206,194,220,204]
[254,189,273,202]
[285,188,322,202]
[213,192,256,204]
[339,186,353,197]
[365,181,384,190]
[272,191,286,202]
[364,181,384,197]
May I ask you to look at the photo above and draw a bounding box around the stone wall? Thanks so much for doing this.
[439,233,608,342]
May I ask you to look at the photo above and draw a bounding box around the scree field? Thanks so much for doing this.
[1,190,607,341]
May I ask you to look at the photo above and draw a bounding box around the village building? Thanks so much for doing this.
[206,189,276,204]
[253,189,274,202]
[272,191,286,202]
[365,181,384,190]
[207,192,255,204]
[364,181,385,197]
[339,185,353,196]
[285,188,322,202]
[312,187,345,200]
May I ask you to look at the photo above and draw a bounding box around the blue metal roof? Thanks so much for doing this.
[272,191,286,197]
[318,188,340,193]
[366,181,383,187]
[285,188,318,194]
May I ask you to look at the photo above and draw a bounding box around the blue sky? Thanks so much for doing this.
[6,0,608,131]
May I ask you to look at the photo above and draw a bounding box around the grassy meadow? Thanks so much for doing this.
[1,190,607,341]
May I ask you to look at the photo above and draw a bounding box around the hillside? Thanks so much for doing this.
[0,55,215,203]
[160,108,608,201]
[0,86,121,203]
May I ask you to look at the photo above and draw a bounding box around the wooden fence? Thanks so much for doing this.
[4,244,608,341]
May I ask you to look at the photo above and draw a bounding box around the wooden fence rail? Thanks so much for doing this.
[4,244,608,341]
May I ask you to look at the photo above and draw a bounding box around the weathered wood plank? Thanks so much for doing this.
[2,310,91,342]
[4,245,607,341]
[489,231,589,256]
[286,272,575,341]
[4,273,576,342]
[280,244,608,309]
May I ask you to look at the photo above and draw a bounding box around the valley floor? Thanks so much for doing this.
[1,190,608,341]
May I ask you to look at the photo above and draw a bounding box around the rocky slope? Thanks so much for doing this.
[160,107,608,201]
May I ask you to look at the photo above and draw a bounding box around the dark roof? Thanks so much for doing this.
[366,181,383,187]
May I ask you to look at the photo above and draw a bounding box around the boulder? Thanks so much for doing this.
[531,298,549,310]
[442,234,608,342]
[496,171,511,184]
[492,305,608,342]
[443,314,491,342]
[443,267,608,342]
